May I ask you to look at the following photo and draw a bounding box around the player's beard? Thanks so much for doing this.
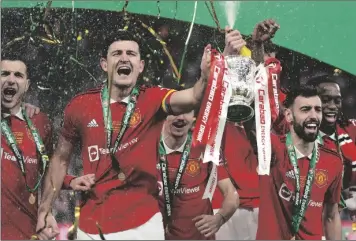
[293,118,319,143]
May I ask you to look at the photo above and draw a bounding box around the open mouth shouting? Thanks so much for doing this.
[324,112,338,124]
[304,121,319,134]
[117,65,132,76]
[2,86,17,102]
[172,120,187,130]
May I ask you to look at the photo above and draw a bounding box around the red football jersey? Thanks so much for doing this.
[60,85,174,234]
[257,134,343,240]
[321,120,356,193]
[212,122,259,209]
[156,142,229,240]
[1,111,52,240]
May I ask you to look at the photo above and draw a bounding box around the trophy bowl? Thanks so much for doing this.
[225,55,256,123]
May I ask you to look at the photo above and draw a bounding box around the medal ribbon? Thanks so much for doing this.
[1,107,49,193]
[100,84,139,165]
[286,132,323,236]
[158,131,193,222]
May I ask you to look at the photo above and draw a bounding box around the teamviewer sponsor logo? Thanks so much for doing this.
[88,145,99,162]
[2,150,38,164]
[279,183,292,202]
[308,200,322,208]
[174,186,200,195]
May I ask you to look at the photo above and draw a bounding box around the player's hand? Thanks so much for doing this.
[24,103,40,118]
[70,174,95,191]
[35,212,59,240]
[200,44,212,82]
[192,214,224,238]
[223,26,246,56]
[252,19,280,43]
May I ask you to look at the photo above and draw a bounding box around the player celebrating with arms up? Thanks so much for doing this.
[36,31,238,240]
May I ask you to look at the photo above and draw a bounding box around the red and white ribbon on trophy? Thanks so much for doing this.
[255,57,282,175]
[193,49,231,166]
[193,49,232,200]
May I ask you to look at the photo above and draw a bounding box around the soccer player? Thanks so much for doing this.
[1,53,54,239]
[213,18,281,240]
[257,85,343,240]
[308,73,356,218]
[156,110,238,240]
[35,30,240,240]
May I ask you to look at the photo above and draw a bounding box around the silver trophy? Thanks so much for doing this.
[225,55,256,123]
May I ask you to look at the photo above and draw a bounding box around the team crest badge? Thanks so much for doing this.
[14,132,24,144]
[185,159,201,177]
[129,109,141,128]
[112,109,141,131]
[314,169,328,188]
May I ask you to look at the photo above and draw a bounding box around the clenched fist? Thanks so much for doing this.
[252,19,280,43]
[223,26,246,56]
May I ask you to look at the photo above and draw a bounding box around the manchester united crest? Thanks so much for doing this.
[14,132,24,144]
[185,159,201,177]
[314,169,328,188]
[129,110,141,128]
[112,109,141,131]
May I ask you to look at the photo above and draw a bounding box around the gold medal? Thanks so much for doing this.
[29,193,36,205]
[118,172,126,181]
[31,235,39,240]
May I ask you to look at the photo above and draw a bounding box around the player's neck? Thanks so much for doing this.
[162,128,187,151]
[110,84,134,102]
[291,131,314,157]
[1,102,21,116]
[320,121,336,136]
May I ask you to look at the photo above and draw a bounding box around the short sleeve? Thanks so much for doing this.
[62,175,77,190]
[217,162,229,181]
[146,87,176,114]
[324,164,343,204]
[60,98,81,144]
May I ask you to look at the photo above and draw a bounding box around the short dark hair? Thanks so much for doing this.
[283,84,319,108]
[307,74,339,88]
[101,30,142,58]
[1,50,29,76]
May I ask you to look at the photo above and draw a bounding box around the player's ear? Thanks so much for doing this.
[100,58,108,72]
[284,107,293,124]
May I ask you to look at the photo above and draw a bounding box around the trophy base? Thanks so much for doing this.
[227,105,254,123]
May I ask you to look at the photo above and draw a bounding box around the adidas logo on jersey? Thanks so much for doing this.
[87,119,99,127]
[285,170,295,179]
